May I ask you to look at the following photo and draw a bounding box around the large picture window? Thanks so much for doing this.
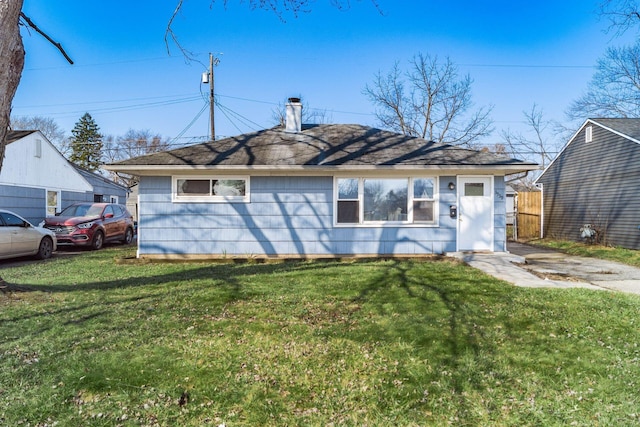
[173,176,249,202]
[335,177,437,225]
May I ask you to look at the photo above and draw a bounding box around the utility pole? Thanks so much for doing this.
[203,53,220,141]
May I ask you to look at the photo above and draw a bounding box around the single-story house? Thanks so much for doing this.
[1,130,128,225]
[536,118,640,249]
[106,101,538,259]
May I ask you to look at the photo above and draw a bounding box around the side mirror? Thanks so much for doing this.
[104,213,114,219]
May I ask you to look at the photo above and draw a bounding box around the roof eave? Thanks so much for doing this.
[104,163,539,176]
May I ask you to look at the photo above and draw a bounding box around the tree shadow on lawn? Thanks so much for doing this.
[4,258,516,373]
[0,259,385,328]
[351,259,516,411]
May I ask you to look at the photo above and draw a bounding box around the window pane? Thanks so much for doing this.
[1,212,24,227]
[47,190,58,216]
[465,183,484,197]
[47,191,57,207]
[413,200,434,222]
[213,179,246,196]
[413,178,434,199]
[337,200,359,223]
[178,179,210,196]
[363,179,408,221]
[338,178,358,199]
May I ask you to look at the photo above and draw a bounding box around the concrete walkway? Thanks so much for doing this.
[450,242,640,294]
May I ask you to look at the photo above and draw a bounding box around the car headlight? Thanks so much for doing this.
[77,222,95,229]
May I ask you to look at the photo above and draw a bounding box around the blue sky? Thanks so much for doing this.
[12,1,633,150]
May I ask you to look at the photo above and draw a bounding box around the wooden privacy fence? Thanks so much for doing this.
[516,191,541,240]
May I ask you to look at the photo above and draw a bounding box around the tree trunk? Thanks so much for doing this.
[0,0,25,172]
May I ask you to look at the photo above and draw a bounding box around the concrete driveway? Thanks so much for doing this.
[453,242,640,295]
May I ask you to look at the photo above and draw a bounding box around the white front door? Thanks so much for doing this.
[457,176,494,251]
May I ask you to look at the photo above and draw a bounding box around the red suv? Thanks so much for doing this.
[43,203,135,250]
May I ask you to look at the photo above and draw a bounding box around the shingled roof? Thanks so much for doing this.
[107,124,537,174]
[5,130,37,144]
[590,118,640,143]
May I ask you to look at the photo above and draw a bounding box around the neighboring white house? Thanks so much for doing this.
[1,130,128,225]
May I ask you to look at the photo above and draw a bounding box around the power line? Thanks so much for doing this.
[459,63,595,69]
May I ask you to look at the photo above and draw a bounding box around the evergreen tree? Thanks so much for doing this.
[69,112,103,171]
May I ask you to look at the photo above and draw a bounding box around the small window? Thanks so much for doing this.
[110,196,119,204]
[35,139,42,158]
[173,176,249,202]
[178,179,210,196]
[46,190,60,216]
[337,178,359,224]
[585,125,593,143]
[465,183,485,197]
[413,178,435,222]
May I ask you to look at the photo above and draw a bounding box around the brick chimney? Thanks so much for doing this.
[285,97,302,133]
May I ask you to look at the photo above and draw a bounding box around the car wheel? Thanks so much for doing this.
[36,237,54,260]
[122,227,134,245]
[91,231,104,250]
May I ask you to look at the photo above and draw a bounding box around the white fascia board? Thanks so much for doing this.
[105,163,539,177]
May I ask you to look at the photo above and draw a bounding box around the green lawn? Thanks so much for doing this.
[1,246,639,426]
[526,239,640,268]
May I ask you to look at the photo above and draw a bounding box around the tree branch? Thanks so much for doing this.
[19,12,73,64]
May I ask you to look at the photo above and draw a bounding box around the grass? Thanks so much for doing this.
[526,238,640,268]
[1,246,640,426]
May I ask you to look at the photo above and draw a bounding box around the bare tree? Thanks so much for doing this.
[10,115,66,148]
[0,0,25,172]
[500,104,561,188]
[599,0,640,35]
[567,41,640,120]
[166,0,381,57]
[103,129,171,187]
[363,53,493,146]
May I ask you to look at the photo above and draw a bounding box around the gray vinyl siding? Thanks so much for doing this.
[137,175,484,257]
[538,124,640,249]
[0,184,46,225]
[61,190,94,207]
[77,171,128,203]
[0,184,100,224]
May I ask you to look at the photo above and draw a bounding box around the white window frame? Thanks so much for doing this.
[110,195,119,204]
[46,189,61,217]
[334,176,439,227]
[172,176,250,203]
[585,125,593,143]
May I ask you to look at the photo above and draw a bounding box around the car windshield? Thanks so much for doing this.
[61,204,104,217]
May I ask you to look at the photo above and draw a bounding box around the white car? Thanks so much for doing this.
[0,209,57,260]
